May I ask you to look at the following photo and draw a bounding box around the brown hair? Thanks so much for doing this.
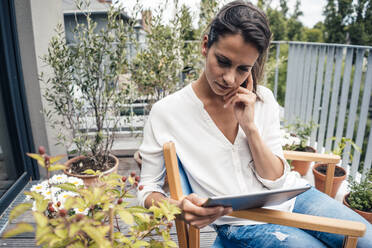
[206,0,272,96]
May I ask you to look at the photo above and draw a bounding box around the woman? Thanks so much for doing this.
[137,1,372,247]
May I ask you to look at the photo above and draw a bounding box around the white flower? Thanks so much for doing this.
[58,191,78,203]
[31,181,49,193]
[67,176,84,187]
[50,174,68,184]
[41,186,61,201]
[74,207,89,215]
[31,201,37,212]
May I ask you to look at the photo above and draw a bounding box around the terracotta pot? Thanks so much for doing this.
[343,193,372,224]
[291,147,316,176]
[64,154,119,186]
[312,163,346,198]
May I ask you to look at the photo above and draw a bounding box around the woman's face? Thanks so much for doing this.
[202,33,259,96]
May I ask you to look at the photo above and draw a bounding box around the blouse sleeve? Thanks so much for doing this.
[252,89,290,189]
[136,105,167,207]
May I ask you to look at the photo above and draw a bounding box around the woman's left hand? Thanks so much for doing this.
[223,73,256,130]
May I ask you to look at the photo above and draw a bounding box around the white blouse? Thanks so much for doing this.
[137,84,307,225]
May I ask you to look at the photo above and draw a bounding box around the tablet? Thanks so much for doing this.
[202,185,311,210]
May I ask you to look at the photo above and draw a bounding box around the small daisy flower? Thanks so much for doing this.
[67,177,84,187]
[50,174,68,184]
[58,191,78,203]
[74,207,89,215]
[31,181,48,193]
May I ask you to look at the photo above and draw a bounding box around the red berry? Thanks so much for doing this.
[59,209,67,217]
[138,185,144,191]
[130,171,136,177]
[117,198,123,204]
[48,206,55,212]
[121,176,127,182]
[167,222,173,228]
[76,214,84,221]
[135,176,140,182]
[133,182,138,187]
[57,201,61,207]
[48,202,53,207]
[38,146,46,155]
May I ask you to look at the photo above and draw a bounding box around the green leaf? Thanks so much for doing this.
[8,202,32,221]
[117,209,134,225]
[50,154,65,164]
[48,164,67,171]
[82,225,111,248]
[36,198,49,212]
[67,241,85,248]
[128,176,135,185]
[33,211,48,227]
[55,226,68,239]
[27,153,45,167]
[68,223,81,238]
[56,183,77,192]
[133,240,149,247]
[127,206,150,213]
[83,169,96,175]
[2,223,34,238]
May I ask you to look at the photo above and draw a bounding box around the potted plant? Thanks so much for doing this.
[343,171,372,223]
[2,147,180,247]
[312,137,360,198]
[282,119,317,176]
[41,1,134,185]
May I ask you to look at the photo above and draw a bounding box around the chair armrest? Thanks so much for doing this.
[228,208,366,237]
[283,150,340,164]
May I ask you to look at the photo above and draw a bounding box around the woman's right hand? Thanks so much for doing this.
[177,193,233,229]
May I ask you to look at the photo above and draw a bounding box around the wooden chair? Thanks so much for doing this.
[163,142,366,248]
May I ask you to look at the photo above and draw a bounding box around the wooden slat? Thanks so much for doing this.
[305,46,319,123]
[334,48,354,148]
[300,45,311,121]
[324,163,335,196]
[273,43,280,98]
[343,236,359,248]
[283,150,340,163]
[310,46,327,147]
[342,49,365,169]
[228,208,366,237]
[325,47,344,152]
[163,143,189,248]
[189,226,200,248]
[284,44,294,121]
[317,46,335,152]
[352,50,372,177]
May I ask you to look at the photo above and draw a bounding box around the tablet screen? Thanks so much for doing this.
[202,185,311,210]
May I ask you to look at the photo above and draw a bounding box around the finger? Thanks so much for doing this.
[185,193,208,206]
[182,198,224,217]
[222,88,238,101]
[189,207,232,229]
[247,72,254,91]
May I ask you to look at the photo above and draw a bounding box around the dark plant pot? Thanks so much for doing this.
[343,193,372,224]
[64,154,119,186]
[312,163,346,198]
[291,146,316,176]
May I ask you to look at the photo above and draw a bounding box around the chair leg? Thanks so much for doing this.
[324,163,335,197]
[176,220,189,248]
[188,225,200,248]
[343,236,358,248]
